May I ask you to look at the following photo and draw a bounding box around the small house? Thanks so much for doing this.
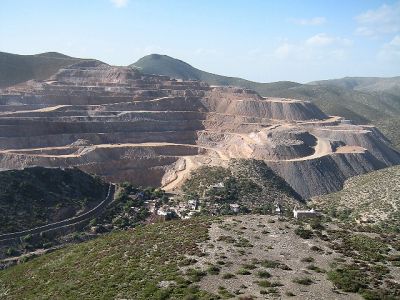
[188,199,198,210]
[210,182,225,189]
[293,207,319,220]
[274,203,283,215]
[230,203,240,213]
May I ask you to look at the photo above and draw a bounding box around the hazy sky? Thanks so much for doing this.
[1,0,399,82]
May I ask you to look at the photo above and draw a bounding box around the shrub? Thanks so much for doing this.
[294,227,313,239]
[260,259,280,268]
[256,270,271,278]
[327,265,367,292]
[292,277,313,285]
[236,268,251,275]
[222,273,236,279]
[301,256,315,263]
[186,269,207,282]
[207,265,220,275]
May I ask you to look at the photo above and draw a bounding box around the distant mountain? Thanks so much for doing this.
[132,54,300,93]
[0,51,82,88]
[131,54,400,149]
[310,76,400,97]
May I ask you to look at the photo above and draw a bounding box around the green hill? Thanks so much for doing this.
[0,218,215,299]
[0,51,82,88]
[2,213,400,299]
[181,159,303,215]
[310,76,400,96]
[312,165,400,231]
[132,54,300,93]
[0,167,108,234]
[131,54,400,149]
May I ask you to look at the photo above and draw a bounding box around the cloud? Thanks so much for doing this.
[290,17,326,26]
[306,33,334,46]
[110,0,129,8]
[306,33,352,47]
[378,35,400,61]
[274,34,352,61]
[355,1,400,37]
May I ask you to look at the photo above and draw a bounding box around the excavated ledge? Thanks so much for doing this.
[0,62,399,198]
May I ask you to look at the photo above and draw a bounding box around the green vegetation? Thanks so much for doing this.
[256,270,271,278]
[0,218,217,299]
[0,51,82,87]
[332,233,389,262]
[294,226,313,239]
[312,165,400,232]
[94,182,165,230]
[292,277,313,285]
[0,167,108,234]
[181,159,302,215]
[327,264,367,293]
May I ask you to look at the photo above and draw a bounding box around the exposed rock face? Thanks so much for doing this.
[0,62,399,198]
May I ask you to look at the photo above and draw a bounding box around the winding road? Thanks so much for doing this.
[0,184,115,243]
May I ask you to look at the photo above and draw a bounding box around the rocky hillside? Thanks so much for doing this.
[0,167,108,234]
[0,52,84,88]
[0,60,399,199]
[312,165,400,230]
[182,159,303,213]
[1,215,399,299]
[132,54,400,149]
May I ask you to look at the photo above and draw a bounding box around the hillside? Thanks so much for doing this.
[181,159,303,214]
[0,167,108,234]
[0,61,399,200]
[0,51,82,88]
[310,77,400,97]
[1,214,400,299]
[132,54,400,149]
[312,165,400,230]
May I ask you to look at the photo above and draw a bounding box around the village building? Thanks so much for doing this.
[230,203,240,213]
[188,199,198,210]
[274,203,283,215]
[293,207,319,220]
[210,182,225,189]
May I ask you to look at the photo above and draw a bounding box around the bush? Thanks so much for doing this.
[327,265,367,293]
[207,265,220,275]
[292,277,313,285]
[5,247,19,257]
[257,270,271,278]
[294,227,313,239]
[236,268,251,275]
[222,273,236,279]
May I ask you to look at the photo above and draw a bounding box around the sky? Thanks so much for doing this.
[0,0,399,83]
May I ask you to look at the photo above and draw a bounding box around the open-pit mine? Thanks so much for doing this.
[0,61,399,199]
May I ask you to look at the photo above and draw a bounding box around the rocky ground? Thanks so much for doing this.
[181,215,361,299]
[1,208,400,299]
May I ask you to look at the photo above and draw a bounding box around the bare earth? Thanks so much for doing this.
[181,215,362,299]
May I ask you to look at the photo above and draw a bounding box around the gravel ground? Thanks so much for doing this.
[181,214,362,299]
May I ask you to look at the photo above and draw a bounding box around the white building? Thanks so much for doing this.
[293,207,319,219]
[230,203,240,213]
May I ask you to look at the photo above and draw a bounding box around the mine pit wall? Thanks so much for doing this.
[203,94,328,121]
[314,128,400,165]
[0,119,205,137]
[267,151,388,199]
[252,142,315,161]
[0,145,206,186]
[0,131,199,149]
